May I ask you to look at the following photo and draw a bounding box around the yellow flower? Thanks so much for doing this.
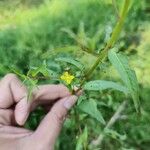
[60,71,75,85]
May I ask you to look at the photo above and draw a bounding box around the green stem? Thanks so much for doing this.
[77,0,130,91]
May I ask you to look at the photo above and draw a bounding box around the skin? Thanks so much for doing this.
[0,74,78,150]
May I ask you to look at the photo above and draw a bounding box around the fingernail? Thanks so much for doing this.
[18,113,28,126]
[63,95,77,110]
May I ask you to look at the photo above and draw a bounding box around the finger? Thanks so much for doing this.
[33,95,77,146]
[33,84,71,101]
[15,84,71,126]
[0,109,14,126]
[0,74,27,109]
[0,126,32,139]
[0,74,29,125]
[0,126,32,135]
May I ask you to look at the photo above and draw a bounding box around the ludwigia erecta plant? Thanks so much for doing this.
[13,0,140,148]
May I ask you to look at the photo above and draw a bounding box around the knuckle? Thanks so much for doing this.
[4,73,17,81]
[0,98,13,109]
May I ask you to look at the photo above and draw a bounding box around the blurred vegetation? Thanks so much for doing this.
[0,0,150,149]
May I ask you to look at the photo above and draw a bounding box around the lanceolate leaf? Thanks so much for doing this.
[55,57,84,70]
[11,68,26,79]
[108,49,140,113]
[76,126,88,150]
[78,99,105,125]
[28,61,57,78]
[84,80,128,94]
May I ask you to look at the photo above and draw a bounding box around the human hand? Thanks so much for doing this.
[0,74,77,150]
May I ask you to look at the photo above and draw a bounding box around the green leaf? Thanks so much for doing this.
[27,68,40,77]
[78,99,105,125]
[84,80,128,94]
[104,128,126,141]
[108,49,140,113]
[76,126,88,150]
[55,57,84,70]
[47,69,58,78]
[77,22,86,41]
[77,95,87,105]
[28,66,49,77]
[11,68,26,79]
[61,28,77,40]
[28,61,57,78]
[38,67,49,77]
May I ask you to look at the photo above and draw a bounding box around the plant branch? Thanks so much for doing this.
[78,42,99,57]
[75,0,131,93]
[90,100,128,147]
[62,28,99,57]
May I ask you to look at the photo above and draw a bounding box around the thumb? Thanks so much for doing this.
[34,95,78,145]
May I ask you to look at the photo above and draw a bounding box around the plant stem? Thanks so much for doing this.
[76,0,130,92]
